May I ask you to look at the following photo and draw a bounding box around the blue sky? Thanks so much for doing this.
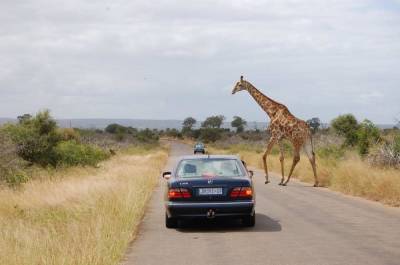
[0,0,399,124]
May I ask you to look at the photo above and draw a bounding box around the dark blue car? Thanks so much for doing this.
[162,155,255,228]
[193,142,205,154]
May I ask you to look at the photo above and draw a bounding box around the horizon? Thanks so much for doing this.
[1,1,399,124]
[0,117,397,131]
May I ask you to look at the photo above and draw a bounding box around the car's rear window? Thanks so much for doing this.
[176,158,244,178]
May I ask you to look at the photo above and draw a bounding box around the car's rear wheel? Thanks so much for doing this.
[243,213,256,227]
[165,213,178,228]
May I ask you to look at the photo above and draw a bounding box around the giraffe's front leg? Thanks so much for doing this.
[262,138,276,184]
[278,141,285,185]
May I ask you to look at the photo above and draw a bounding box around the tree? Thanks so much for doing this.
[331,114,359,146]
[182,117,196,130]
[201,115,225,129]
[182,117,197,137]
[231,116,247,133]
[17,114,32,124]
[357,119,380,155]
[105,123,127,134]
[307,117,321,134]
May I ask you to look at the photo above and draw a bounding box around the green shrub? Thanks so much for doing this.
[105,123,127,134]
[4,110,111,169]
[393,134,400,155]
[163,128,181,139]
[357,119,381,156]
[58,128,80,141]
[317,145,345,160]
[55,141,110,167]
[137,129,160,143]
[199,128,223,143]
[0,129,29,185]
[331,114,359,146]
[4,110,61,166]
[5,171,30,186]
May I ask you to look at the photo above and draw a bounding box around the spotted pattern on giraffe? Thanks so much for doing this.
[232,76,319,187]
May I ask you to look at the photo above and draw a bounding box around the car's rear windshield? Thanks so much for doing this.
[176,158,245,178]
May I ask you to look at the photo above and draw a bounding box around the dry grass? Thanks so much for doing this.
[209,145,400,207]
[0,147,168,265]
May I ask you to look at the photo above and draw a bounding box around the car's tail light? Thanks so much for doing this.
[230,187,253,199]
[168,188,191,199]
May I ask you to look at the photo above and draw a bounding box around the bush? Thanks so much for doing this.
[55,141,110,167]
[368,134,400,168]
[199,128,223,143]
[4,110,61,166]
[317,145,345,160]
[394,134,400,155]
[357,119,381,156]
[0,129,28,185]
[58,128,80,141]
[105,123,127,134]
[5,171,30,186]
[136,129,160,143]
[331,114,359,146]
[4,110,111,170]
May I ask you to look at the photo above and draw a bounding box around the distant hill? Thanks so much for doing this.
[0,118,15,125]
[0,118,268,130]
[0,118,395,130]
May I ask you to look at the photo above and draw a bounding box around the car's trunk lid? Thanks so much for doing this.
[171,176,251,201]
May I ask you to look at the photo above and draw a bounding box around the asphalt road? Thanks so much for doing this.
[123,141,400,265]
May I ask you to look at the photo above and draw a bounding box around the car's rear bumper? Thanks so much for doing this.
[166,200,255,218]
[194,149,205,153]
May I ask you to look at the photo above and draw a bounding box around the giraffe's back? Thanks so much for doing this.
[269,112,310,145]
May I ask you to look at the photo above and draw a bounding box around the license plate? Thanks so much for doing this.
[198,188,223,195]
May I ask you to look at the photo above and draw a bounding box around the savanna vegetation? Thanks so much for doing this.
[0,146,167,265]
[179,114,400,206]
[0,110,162,186]
[0,110,169,265]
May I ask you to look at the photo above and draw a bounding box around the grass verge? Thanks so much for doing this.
[0,146,168,265]
[209,144,400,207]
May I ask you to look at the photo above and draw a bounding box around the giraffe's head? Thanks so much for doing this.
[232,76,247,94]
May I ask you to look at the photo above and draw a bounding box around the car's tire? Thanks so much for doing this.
[243,213,256,227]
[165,213,178,228]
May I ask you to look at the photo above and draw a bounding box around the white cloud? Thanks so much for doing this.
[0,0,399,123]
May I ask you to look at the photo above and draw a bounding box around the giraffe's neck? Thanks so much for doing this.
[245,82,283,119]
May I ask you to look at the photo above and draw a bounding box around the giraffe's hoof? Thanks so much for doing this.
[281,183,287,186]
[313,183,319,187]
[278,182,283,186]
[265,180,270,184]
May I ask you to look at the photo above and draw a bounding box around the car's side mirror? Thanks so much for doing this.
[248,170,254,178]
[162,171,172,180]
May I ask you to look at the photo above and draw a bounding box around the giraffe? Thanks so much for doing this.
[232,76,318,187]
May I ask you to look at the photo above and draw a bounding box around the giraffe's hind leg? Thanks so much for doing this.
[262,138,277,184]
[282,145,301,186]
[304,142,319,187]
[278,141,285,185]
